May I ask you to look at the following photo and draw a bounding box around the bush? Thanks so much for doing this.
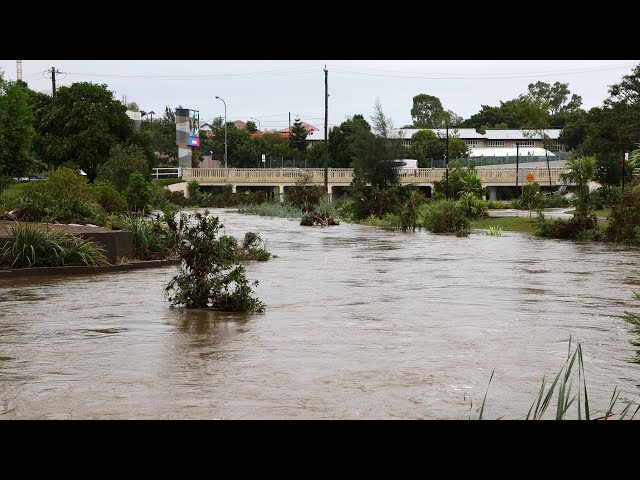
[458,192,488,218]
[166,190,190,207]
[187,180,203,204]
[120,214,170,260]
[592,185,623,210]
[1,223,108,268]
[236,203,302,218]
[9,168,105,224]
[535,211,601,240]
[125,172,151,212]
[91,180,127,213]
[607,186,640,242]
[420,200,469,233]
[164,211,265,312]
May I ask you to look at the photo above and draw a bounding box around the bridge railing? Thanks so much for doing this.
[181,167,566,185]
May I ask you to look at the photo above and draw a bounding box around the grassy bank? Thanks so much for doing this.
[566,208,611,218]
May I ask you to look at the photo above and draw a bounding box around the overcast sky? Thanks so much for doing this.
[1,60,637,132]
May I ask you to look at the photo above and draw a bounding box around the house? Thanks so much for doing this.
[278,122,319,135]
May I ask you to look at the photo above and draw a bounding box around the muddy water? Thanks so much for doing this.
[1,208,639,419]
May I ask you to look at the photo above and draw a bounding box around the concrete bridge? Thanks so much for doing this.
[180,167,566,200]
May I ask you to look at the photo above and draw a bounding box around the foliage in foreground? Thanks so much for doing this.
[1,223,108,268]
[467,338,639,420]
[419,200,469,233]
[164,211,265,312]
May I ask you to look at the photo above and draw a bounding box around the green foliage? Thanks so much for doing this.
[328,114,371,168]
[289,118,308,154]
[485,225,503,236]
[9,167,104,224]
[286,173,325,212]
[411,93,447,128]
[236,203,302,218]
[458,192,488,218]
[420,200,470,233]
[1,223,108,268]
[164,211,265,312]
[591,185,622,210]
[241,232,274,261]
[34,82,133,180]
[516,182,543,210]
[186,179,203,204]
[607,185,640,242]
[91,180,127,213]
[120,214,171,260]
[623,292,640,364]
[0,75,37,179]
[399,190,425,231]
[99,143,150,191]
[124,172,151,212]
[535,211,601,240]
[527,81,582,115]
[561,156,596,218]
[408,130,470,166]
[433,161,485,200]
[351,129,401,189]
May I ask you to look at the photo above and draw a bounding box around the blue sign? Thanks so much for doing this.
[188,136,200,147]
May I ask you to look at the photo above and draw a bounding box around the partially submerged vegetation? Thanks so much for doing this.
[164,211,267,312]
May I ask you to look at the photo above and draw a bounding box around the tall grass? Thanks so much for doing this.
[236,203,302,218]
[120,214,166,258]
[467,338,639,420]
[1,223,108,268]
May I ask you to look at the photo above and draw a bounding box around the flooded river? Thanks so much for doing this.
[1,208,639,419]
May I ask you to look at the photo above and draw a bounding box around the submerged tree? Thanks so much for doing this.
[165,211,265,312]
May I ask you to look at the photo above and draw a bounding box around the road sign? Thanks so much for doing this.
[526,172,535,183]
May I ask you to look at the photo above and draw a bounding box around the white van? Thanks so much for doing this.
[397,159,418,169]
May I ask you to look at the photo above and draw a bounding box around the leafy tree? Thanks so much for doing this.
[0,72,37,181]
[140,121,178,165]
[307,141,326,167]
[99,143,149,191]
[527,81,582,115]
[581,65,640,185]
[411,93,446,127]
[289,118,308,154]
[328,114,371,168]
[124,171,151,212]
[560,155,596,219]
[127,102,140,112]
[408,129,470,167]
[246,120,258,133]
[162,106,175,124]
[35,82,133,181]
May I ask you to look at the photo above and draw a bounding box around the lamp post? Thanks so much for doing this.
[215,96,228,169]
[250,117,261,132]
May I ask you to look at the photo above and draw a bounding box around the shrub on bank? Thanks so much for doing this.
[1,223,109,268]
[420,200,469,233]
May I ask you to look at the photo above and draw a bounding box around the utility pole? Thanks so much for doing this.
[50,66,60,96]
[324,65,329,194]
[16,60,22,81]
[516,141,520,194]
[622,152,627,190]
[289,112,291,135]
[445,123,449,199]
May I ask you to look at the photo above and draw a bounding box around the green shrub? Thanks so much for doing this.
[187,180,203,204]
[120,214,167,259]
[1,223,108,268]
[166,190,190,207]
[91,180,127,213]
[607,186,640,242]
[592,185,623,210]
[125,172,151,212]
[535,212,601,240]
[164,211,265,312]
[458,192,488,218]
[236,203,302,218]
[420,200,469,233]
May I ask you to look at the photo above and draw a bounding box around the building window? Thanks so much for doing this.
[517,140,535,148]
[403,140,411,146]
[486,140,505,147]
[465,139,479,147]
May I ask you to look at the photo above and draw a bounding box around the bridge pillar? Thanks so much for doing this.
[488,186,498,201]
[279,185,285,203]
[328,184,333,202]
[232,185,237,194]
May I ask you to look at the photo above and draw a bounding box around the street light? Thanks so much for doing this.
[250,117,261,132]
[215,96,228,169]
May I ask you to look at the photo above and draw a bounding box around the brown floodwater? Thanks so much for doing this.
[1,208,639,419]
